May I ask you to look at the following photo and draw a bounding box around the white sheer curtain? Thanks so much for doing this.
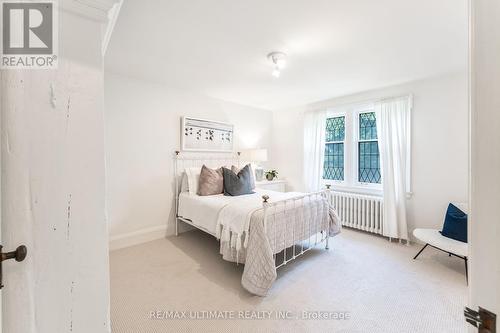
[375,96,412,241]
[303,110,326,192]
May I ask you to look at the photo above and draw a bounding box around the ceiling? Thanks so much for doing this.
[105,0,468,110]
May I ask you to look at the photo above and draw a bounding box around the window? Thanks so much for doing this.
[322,107,382,192]
[323,116,345,181]
[358,112,381,184]
[320,97,411,194]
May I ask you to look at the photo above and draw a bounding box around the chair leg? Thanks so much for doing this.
[413,243,429,260]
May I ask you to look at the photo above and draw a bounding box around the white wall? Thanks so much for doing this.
[105,72,272,246]
[270,72,468,236]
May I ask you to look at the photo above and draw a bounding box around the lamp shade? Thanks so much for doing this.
[241,149,268,162]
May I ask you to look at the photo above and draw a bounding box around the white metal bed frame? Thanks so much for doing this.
[173,150,330,269]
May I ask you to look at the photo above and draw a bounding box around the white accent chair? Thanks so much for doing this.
[412,203,469,282]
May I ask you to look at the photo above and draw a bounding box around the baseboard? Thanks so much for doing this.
[109,225,167,251]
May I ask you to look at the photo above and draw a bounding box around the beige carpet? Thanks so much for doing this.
[110,229,468,333]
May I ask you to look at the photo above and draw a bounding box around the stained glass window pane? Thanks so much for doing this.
[325,116,345,142]
[359,112,381,184]
[324,116,345,181]
[359,112,378,140]
[323,143,344,180]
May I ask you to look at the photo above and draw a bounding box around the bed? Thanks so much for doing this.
[174,151,341,296]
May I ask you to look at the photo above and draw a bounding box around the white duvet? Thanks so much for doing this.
[178,188,304,247]
[178,192,233,233]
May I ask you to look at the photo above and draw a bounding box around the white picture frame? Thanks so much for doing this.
[181,116,234,152]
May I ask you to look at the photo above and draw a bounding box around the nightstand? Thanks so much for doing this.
[255,179,287,192]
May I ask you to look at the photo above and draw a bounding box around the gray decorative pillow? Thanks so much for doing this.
[231,165,256,189]
[223,164,255,196]
[198,165,223,196]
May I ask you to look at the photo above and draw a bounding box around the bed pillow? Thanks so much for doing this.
[180,172,189,193]
[440,203,468,243]
[231,164,256,189]
[198,165,224,196]
[184,167,202,195]
[223,164,255,196]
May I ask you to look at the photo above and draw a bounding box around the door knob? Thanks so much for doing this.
[0,245,27,289]
[1,245,27,263]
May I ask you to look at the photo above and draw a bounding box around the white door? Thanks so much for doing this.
[1,3,117,333]
[468,0,500,331]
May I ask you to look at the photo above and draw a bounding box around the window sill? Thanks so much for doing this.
[322,183,414,199]
[323,183,383,197]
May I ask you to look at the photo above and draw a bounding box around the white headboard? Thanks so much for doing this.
[174,150,242,178]
[173,150,244,216]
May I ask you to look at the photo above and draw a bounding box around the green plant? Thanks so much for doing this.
[265,170,278,180]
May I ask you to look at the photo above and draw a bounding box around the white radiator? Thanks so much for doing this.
[327,191,384,235]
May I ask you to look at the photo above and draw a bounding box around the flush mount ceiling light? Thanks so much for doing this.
[267,52,287,78]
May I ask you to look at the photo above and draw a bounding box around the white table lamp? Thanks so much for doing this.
[241,149,267,181]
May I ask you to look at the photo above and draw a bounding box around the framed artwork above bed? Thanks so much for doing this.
[181,116,234,152]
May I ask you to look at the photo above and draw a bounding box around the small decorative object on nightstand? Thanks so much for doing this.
[256,179,287,192]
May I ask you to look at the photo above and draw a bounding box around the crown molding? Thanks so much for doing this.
[61,0,120,22]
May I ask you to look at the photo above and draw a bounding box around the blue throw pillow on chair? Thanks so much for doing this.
[440,203,468,243]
